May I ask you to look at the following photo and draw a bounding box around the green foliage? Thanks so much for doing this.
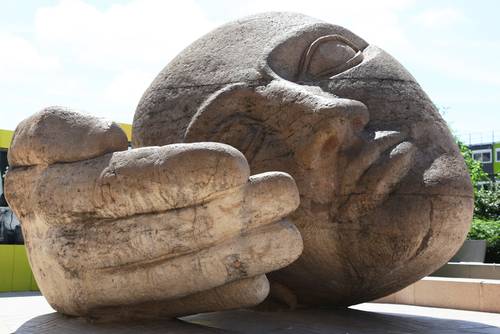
[457,140,499,262]
[457,141,489,185]
[468,218,500,263]
[456,140,499,220]
[468,218,500,240]
[487,238,500,264]
[474,188,500,220]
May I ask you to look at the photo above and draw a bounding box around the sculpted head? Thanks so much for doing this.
[133,12,473,305]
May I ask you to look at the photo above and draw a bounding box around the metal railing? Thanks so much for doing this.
[455,130,500,146]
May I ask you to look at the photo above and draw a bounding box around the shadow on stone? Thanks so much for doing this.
[15,312,230,334]
[16,308,499,334]
[184,308,500,333]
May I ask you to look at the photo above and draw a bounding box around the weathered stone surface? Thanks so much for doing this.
[9,106,128,167]
[5,108,303,319]
[13,300,500,333]
[133,12,474,307]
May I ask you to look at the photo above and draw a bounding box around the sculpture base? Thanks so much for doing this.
[15,305,500,333]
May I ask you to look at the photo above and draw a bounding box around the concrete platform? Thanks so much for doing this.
[376,276,500,313]
[1,292,500,333]
[431,262,500,280]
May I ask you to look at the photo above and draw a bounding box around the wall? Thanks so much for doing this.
[0,130,13,150]
[375,277,500,313]
[494,142,500,177]
[469,143,494,176]
[0,245,38,292]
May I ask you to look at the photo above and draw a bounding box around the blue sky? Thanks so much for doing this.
[1,0,499,143]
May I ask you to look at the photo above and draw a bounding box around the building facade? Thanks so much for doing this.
[469,142,500,186]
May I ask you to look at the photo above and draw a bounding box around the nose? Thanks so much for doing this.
[292,94,369,170]
[259,81,369,170]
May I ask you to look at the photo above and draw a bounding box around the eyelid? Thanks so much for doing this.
[297,34,363,81]
[318,50,363,78]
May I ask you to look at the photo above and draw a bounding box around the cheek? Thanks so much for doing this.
[332,191,472,289]
[320,136,338,157]
[322,75,471,194]
[207,117,295,174]
[205,116,344,205]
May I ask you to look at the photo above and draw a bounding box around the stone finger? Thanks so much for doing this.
[50,173,299,272]
[32,142,250,224]
[76,220,303,313]
[86,275,270,320]
[8,107,128,167]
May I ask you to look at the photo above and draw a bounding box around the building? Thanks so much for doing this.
[469,142,500,186]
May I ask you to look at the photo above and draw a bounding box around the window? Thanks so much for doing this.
[472,149,492,163]
[477,181,492,190]
[496,148,500,162]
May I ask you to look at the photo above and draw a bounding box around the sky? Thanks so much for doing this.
[1,0,499,143]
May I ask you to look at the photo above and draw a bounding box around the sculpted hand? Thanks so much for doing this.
[5,107,303,320]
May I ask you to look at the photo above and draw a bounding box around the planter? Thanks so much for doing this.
[450,240,487,263]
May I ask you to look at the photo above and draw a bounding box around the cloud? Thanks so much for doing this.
[104,69,155,109]
[31,0,414,71]
[413,7,465,29]
[1,0,218,129]
[435,58,500,86]
[219,0,415,52]
[34,0,216,70]
[399,35,500,88]
[0,32,59,82]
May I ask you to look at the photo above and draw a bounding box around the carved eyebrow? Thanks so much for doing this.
[297,34,361,81]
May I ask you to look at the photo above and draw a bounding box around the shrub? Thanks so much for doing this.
[457,140,499,262]
[457,141,489,186]
[468,218,500,263]
[474,188,500,221]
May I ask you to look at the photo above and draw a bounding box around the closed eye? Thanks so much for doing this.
[297,35,363,81]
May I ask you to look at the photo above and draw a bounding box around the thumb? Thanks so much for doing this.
[8,106,128,167]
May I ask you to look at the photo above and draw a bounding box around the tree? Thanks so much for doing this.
[457,141,498,220]
[457,141,489,186]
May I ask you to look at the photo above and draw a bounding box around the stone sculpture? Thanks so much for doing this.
[133,12,473,307]
[5,11,473,321]
[5,107,303,319]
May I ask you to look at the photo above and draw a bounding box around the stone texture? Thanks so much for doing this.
[9,106,128,167]
[5,107,303,319]
[9,297,500,334]
[133,12,474,307]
